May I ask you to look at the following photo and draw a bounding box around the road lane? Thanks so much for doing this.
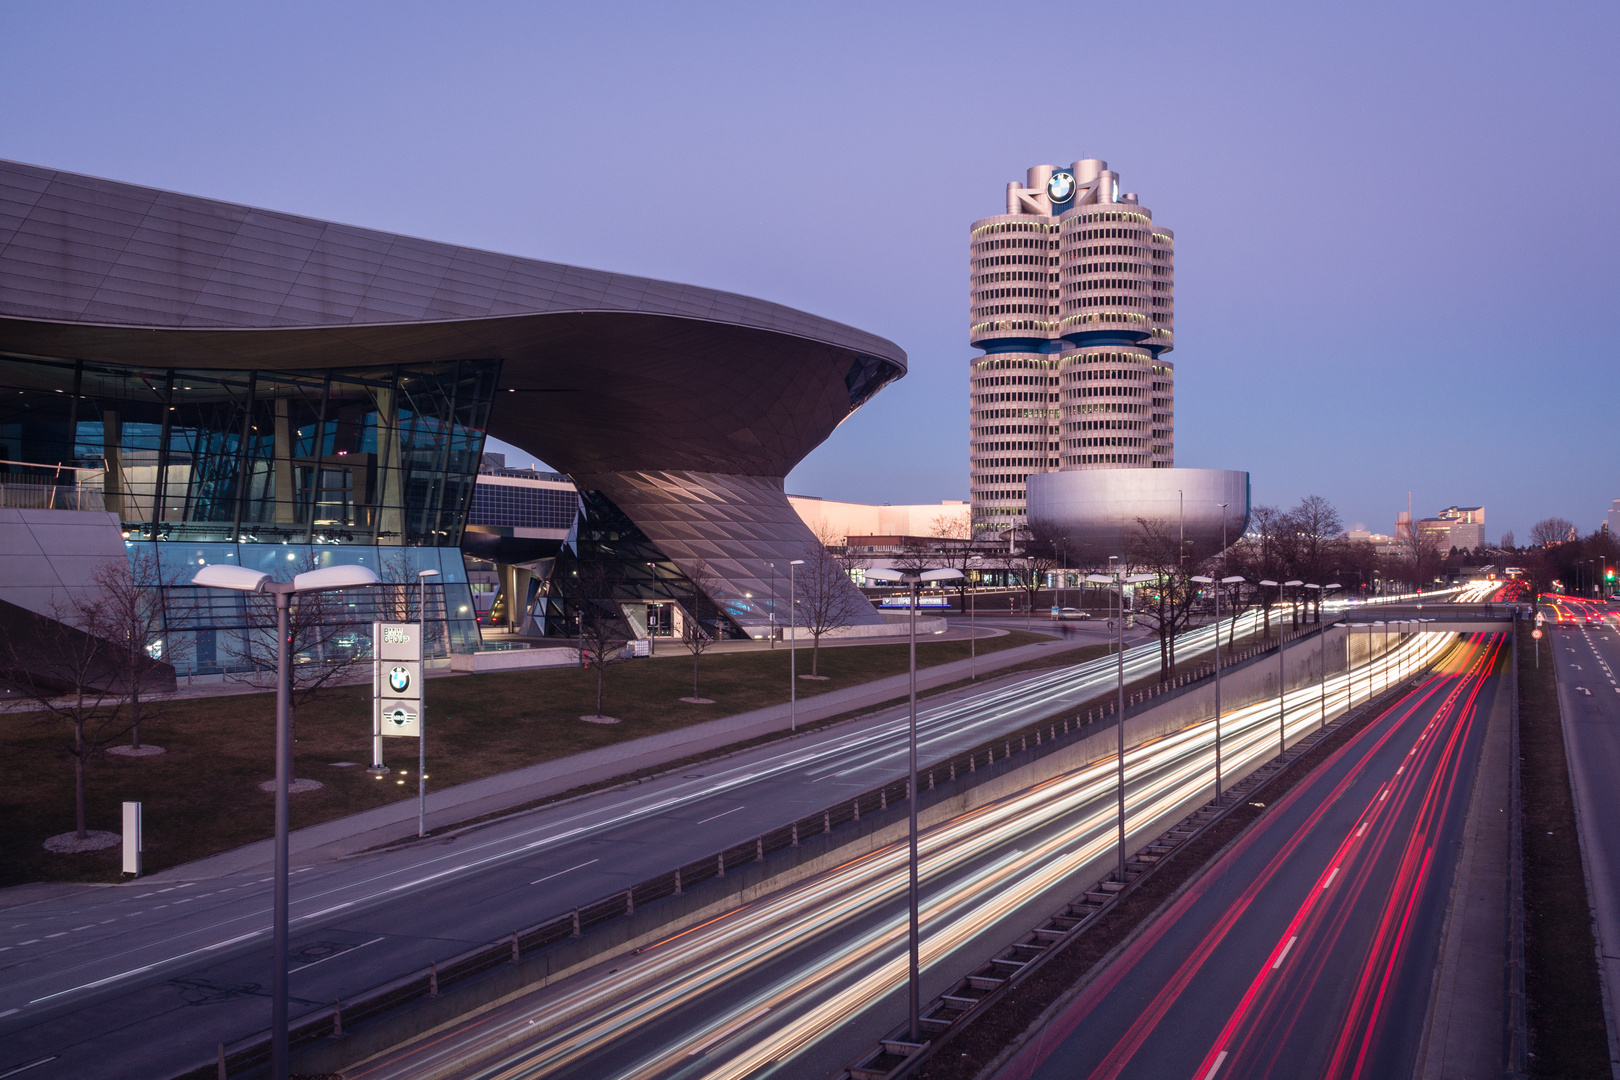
[993,633,1502,1080]
[342,630,1463,1080]
[0,611,1284,1080]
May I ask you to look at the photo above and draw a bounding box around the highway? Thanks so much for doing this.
[0,607,1285,1080]
[992,633,1505,1080]
[340,625,1461,1080]
[1545,594,1620,1053]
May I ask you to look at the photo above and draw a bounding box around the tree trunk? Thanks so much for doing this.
[693,653,700,697]
[1263,603,1271,639]
[812,636,820,676]
[74,713,87,839]
[595,659,605,718]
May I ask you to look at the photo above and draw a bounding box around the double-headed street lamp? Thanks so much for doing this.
[1191,573,1246,795]
[968,554,983,681]
[1085,569,1155,880]
[192,562,381,1080]
[788,559,804,730]
[862,565,962,1046]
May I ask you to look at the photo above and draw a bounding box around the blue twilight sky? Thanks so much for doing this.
[2,1,1616,542]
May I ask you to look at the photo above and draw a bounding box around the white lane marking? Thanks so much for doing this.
[70,925,93,932]
[530,859,601,886]
[1357,821,1369,837]
[0,1056,57,1078]
[43,933,65,939]
[294,936,384,972]
[1322,867,1340,890]
[1272,935,1298,970]
[1202,1050,1230,1080]
[695,805,747,825]
[688,1005,772,1056]
[1380,789,1389,802]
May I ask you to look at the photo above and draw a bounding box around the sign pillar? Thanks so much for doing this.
[374,623,423,800]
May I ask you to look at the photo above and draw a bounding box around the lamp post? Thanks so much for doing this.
[191,562,381,1080]
[416,569,439,838]
[1192,572,1246,796]
[968,554,983,680]
[789,560,804,731]
[768,561,776,649]
[863,565,963,1045]
[1087,568,1155,880]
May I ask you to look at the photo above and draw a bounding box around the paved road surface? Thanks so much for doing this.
[340,627,1458,1080]
[991,633,1504,1080]
[0,614,1252,1080]
[1546,598,1620,1060]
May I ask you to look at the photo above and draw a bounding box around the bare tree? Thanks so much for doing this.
[1498,529,1516,552]
[1530,517,1576,548]
[1394,520,1445,593]
[1010,521,1064,619]
[223,553,372,707]
[90,546,184,751]
[1,594,135,840]
[793,535,866,677]
[1129,517,1201,678]
[1233,504,1287,638]
[1284,495,1343,623]
[929,513,979,611]
[574,559,629,720]
[677,561,724,703]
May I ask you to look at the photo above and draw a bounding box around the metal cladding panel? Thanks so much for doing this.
[1026,468,1251,561]
[580,469,886,630]
[0,159,902,366]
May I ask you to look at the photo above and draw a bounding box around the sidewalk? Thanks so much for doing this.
[140,631,1118,882]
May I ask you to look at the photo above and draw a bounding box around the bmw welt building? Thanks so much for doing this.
[0,160,903,674]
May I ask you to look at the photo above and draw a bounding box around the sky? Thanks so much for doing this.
[2,1,1616,543]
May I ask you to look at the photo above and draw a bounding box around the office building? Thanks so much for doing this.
[971,159,1246,557]
[969,159,1176,534]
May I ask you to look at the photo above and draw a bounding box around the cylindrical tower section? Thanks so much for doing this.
[968,351,1060,534]
[1057,204,1163,351]
[969,213,1062,353]
[1057,346,1162,469]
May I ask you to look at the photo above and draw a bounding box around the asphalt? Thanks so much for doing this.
[0,616,1189,1080]
[992,635,1504,1080]
[1547,611,1620,1068]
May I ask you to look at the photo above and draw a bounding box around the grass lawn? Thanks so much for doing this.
[1,630,1050,888]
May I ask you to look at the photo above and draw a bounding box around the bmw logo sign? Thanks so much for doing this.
[388,665,412,694]
[384,706,416,729]
[1047,171,1076,203]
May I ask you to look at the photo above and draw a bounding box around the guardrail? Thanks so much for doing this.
[179,619,1343,1079]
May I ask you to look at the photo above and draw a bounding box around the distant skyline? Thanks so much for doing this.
[4,1,1615,541]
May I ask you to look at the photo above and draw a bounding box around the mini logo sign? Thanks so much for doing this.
[383,626,412,645]
[388,665,412,693]
[383,706,417,730]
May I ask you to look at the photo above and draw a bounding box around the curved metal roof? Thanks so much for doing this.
[0,158,904,371]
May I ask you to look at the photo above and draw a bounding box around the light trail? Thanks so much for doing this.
[360,624,1463,1080]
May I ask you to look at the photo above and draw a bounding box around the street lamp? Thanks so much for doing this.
[416,569,439,838]
[789,560,804,731]
[1191,573,1246,796]
[863,565,962,1046]
[191,562,381,1080]
[968,554,983,680]
[1086,568,1155,880]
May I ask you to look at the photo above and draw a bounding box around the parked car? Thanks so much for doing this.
[1051,607,1091,621]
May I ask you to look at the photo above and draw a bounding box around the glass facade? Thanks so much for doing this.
[0,353,499,672]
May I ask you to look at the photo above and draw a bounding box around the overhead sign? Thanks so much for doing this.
[375,622,423,738]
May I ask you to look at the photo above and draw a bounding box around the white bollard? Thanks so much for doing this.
[122,801,142,876]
